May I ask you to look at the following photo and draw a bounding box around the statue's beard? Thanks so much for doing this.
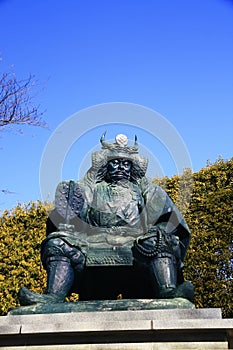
[108,170,131,181]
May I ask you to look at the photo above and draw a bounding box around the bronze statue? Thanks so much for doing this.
[19,133,194,305]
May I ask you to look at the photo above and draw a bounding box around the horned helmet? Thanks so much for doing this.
[91,132,148,180]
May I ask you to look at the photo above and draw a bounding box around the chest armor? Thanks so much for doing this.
[88,181,144,228]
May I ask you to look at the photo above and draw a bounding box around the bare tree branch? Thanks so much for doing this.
[0,66,48,196]
[0,71,47,132]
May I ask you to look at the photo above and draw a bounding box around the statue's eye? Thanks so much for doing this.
[123,161,129,166]
[112,160,119,165]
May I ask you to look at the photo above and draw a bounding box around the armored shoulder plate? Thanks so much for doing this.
[55,180,84,221]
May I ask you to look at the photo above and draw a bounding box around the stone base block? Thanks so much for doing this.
[0,343,230,350]
[0,301,232,349]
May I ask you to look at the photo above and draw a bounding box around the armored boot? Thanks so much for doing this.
[149,254,194,302]
[149,253,177,299]
[18,257,74,306]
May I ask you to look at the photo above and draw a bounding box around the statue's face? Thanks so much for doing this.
[107,158,132,181]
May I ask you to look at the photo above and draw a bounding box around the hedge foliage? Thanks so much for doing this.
[0,202,48,315]
[154,157,233,318]
[0,158,232,317]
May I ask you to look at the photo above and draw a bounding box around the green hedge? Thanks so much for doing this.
[0,202,48,315]
[0,158,232,317]
[154,158,233,318]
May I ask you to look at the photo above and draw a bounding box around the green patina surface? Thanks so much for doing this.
[9,298,194,315]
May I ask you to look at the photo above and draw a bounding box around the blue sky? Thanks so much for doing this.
[0,0,233,211]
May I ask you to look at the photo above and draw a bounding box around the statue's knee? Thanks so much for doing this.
[41,238,72,266]
[69,250,85,272]
[132,236,159,263]
[42,238,66,261]
[41,237,85,272]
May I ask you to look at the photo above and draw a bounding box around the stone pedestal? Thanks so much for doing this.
[0,300,232,349]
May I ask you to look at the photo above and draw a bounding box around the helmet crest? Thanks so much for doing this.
[100,132,139,154]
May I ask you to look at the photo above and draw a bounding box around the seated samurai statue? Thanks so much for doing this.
[19,133,194,305]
